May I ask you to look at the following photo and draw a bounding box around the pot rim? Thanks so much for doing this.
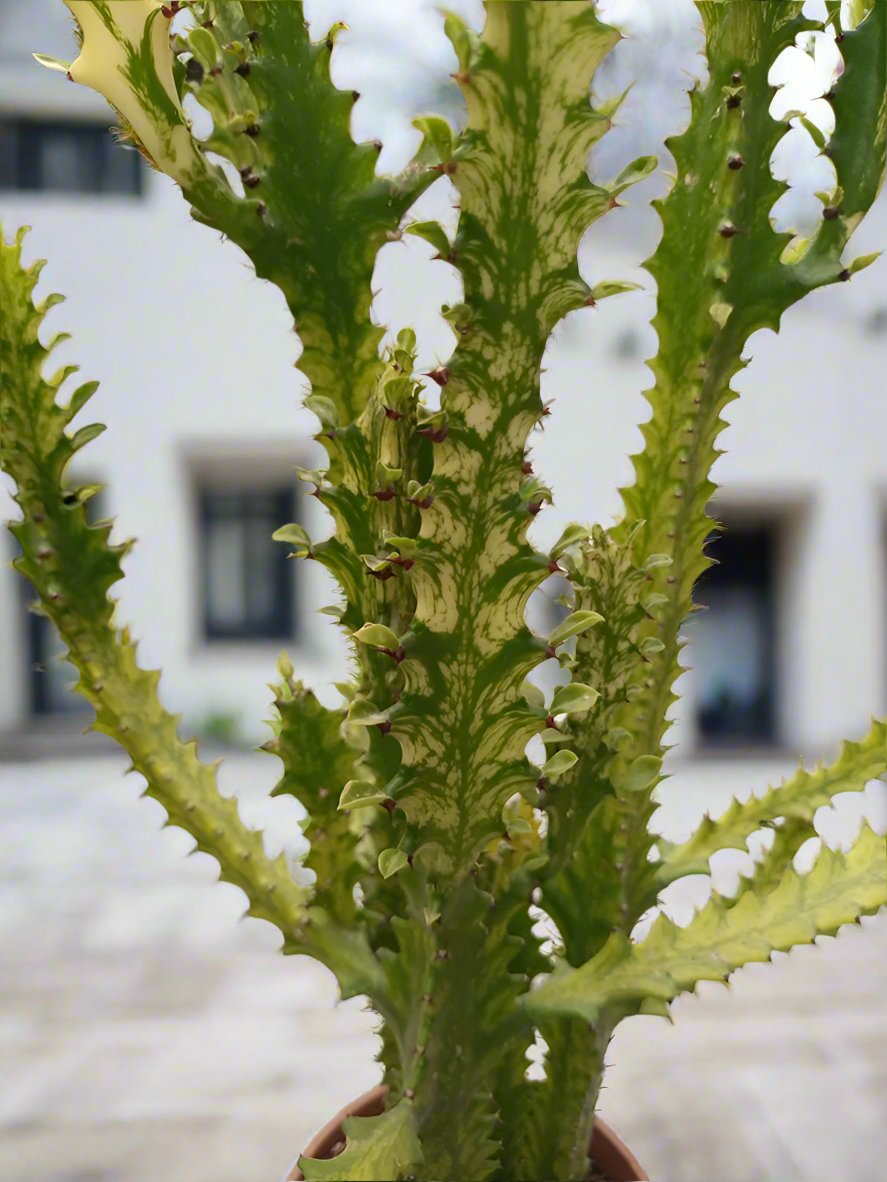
[285,1084,649,1181]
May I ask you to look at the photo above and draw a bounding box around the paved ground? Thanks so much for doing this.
[1,751,884,1182]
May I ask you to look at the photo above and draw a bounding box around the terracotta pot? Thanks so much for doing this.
[286,1085,648,1182]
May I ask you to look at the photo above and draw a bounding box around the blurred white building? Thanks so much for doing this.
[1,0,886,761]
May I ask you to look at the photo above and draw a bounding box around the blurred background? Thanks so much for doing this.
[0,0,885,1179]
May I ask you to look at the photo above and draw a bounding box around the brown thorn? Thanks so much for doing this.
[425,366,450,387]
[418,425,448,443]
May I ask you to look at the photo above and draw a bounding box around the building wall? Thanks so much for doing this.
[2,1,887,758]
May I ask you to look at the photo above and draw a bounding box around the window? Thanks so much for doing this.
[0,118,143,195]
[19,485,104,717]
[23,586,93,717]
[200,485,296,641]
[689,521,778,747]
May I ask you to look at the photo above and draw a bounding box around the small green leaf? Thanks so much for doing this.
[384,535,418,557]
[272,523,312,556]
[353,622,400,650]
[643,592,669,611]
[413,115,454,162]
[799,114,827,151]
[612,154,658,194]
[604,726,630,751]
[550,521,588,560]
[506,817,533,835]
[406,480,434,502]
[74,483,102,505]
[339,780,388,811]
[33,52,71,74]
[304,394,339,428]
[623,754,662,793]
[848,250,881,275]
[404,220,452,257]
[551,682,600,716]
[396,326,417,352]
[296,467,325,485]
[522,680,546,710]
[298,1098,421,1182]
[549,610,604,648]
[440,302,471,328]
[639,636,666,655]
[542,727,573,745]
[187,26,219,69]
[347,699,389,727]
[379,848,409,879]
[643,553,673,571]
[69,423,105,452]
[66,379,100,418]
[709,301,733,328]
[589,279,643,301]
[444,13,472,72]
[375,461,403,484]
[542,749,579,780]
[360,554,392,574]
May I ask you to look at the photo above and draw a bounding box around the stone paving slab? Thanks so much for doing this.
[0,753,884,1181]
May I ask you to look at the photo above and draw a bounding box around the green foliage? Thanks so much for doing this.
[299,1100,422,1182]
[657,721,887,886]
[527,825,887,1025]
[4,3,886,1180]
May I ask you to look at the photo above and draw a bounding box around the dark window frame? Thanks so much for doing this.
[199,484,297,643]
[0,116,144,195]
[691,519,779,749]
[16,484,105,717]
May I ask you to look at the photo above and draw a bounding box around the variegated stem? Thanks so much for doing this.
[382,5,644,1174]
[173,5,442,909]
[390,1,632,873]
[559,0,885,953]
[537,3,887,1169]
[50,2,437,414]
[508,1019,610,1182]
[542,525,651,881]
[179,2,437,416]
[52,0,438,731]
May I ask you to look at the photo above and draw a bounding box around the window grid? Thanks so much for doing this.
[0,118,143,195]
[691,523,778,748]
[199,485,296,642]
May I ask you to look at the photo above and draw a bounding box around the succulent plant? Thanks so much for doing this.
[3,3,886,1180]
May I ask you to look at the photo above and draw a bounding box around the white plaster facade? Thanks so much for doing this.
[1,0,886,759]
